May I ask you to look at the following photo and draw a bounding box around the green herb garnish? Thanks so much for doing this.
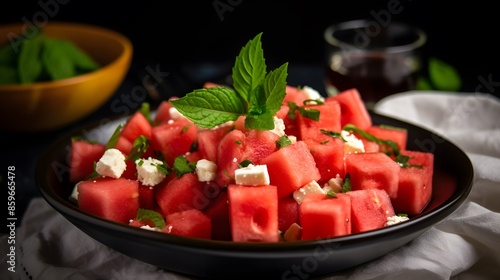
[276,135,292,149]
[126,135,150,162]
[136,208,166,229]
[320,129,346,142]
[287,101,321,121]
[169,33,288,130]
[342,173,351,193]
[238,159,253,168]
[173,156,196,178]
[105,124,123,150]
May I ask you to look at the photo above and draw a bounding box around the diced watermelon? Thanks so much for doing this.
[304,137,345,183]
[295,100,341,142]
[156,173,207,216]
[153,99,174,124]
[197,125,233,162]
[114,135,133,155]
[260,141,321,199]
[278,196,299,233]
[120,111,153,143]
[69,140,105,183]
[215,129,247,186]
[299,193,351,240]
[275,104,298,137]
[346,189,395,233]
[228,184,279,242]
[138,183,156,210]
[203,189,232,241]
[282,85,309,105]
[244,129,280,164]
[326,88,372,130]
[392,150,434,216]
[162,209,212,239]
[151,118,197,166]
[129,218,156,228]
[344,152,400,199]
[77,177,139,224]
[365,125,408,153]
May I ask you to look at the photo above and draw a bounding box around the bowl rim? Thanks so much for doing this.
[0,21,133,90]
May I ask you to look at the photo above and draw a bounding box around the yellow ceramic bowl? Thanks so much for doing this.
[0,22,133,132]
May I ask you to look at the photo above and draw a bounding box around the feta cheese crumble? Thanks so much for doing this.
[302,86,325,102]
[269,116,286,137]
[196,159,217,182]
[323,174,343,194]
[341,130,365,154]
[293,180,324,204]
[135,157,167,186]
[95,148,127,178]
[385,215,410,226]
[234,164,270,186]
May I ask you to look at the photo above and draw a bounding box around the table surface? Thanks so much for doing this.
[1,59,497,235]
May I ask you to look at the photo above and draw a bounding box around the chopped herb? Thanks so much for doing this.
[320,140,329,145]
[173,156,196,178]
[326,189,337,198]
[137,159,144,166]
[320,129,346,142]
[397,213,409,217]
[238,159,253,168]
[342,173,351,193]
[136,208,166,229]
[139,102,154,125]
[153,161,171,175]
[181,124,190,134]
[126,135,150,162]
[395,154,423,169]
[235,140,242,145]
[287,101,320,121]
[276,135,292,149]
[105,124,123,150]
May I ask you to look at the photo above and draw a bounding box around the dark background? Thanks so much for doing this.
[2,0,500,93]
[1,0,499,233]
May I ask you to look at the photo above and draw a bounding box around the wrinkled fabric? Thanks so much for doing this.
[1,91,499,280]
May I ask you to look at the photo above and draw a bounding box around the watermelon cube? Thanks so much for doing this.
[197,125,232,162]
[120,111,153,143]
[162,209,212,239]
[228,184,279,242]
[77,177,139,224]
[69,140,105,183]
[326,88,372,130]
[345,152,400,199]
[392,150,434,216]
[260,141,321,199]
[346,189,395,233]
[215,129,247,186]
[156,173,208,217]
[304,137,345,183]
[296,99,341,142]
[366,125,408,153]
[278,196,300,233]
[203,189,232,241]
[299,193,351,240]
[151,118,197,166]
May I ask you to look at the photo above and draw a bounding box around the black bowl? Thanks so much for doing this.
[35,112,473,279]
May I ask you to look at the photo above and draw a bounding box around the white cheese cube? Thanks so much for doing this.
[234,164,270,186]
[341,130,365,154]
[293,180,324,204]
[70,182,80,202]
[323,174,343,194]
[196,159,217,182]
[288,135,297,144]
[302,86,325,102]
[385,215,410,226]
[169,107,184,120]
[95,148,127,178]
[135,157,167,186]
[270,116,286,137]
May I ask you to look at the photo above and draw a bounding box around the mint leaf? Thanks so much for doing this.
[169,86,246,129]
[232,32,266,103]
[263,62,288,115]
[105,124,123,149]
[245,110,275,130]
[136,208,166,229]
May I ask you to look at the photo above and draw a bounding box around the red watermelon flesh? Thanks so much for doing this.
[77,177,139,224]
[346,189,395,233]
[326,88,372,130]
[153,99,174,124]
[138,183,156,210]
[278,196,300,233]
[304,138,345,184]
[345,152,400,199]
[365,125,408,153]
[260,141,321,199]
[151,118,197,167]
[296,100,341,142]
[69,140,105,183]
[282,85,309,105]
[299,193,351,240]
[203,189,232,241]
[228,184,279,242]
[156,173,207,217]
[393,150,434,216]
[120,111,153,143]
[163,209,212,239]
[215,129,247,186]
[244,129,280,163]
[197,125,232,162]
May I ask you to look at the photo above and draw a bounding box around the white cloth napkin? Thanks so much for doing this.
[2,91,500,280]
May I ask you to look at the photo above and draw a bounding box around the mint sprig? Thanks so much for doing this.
[169,32,289,130]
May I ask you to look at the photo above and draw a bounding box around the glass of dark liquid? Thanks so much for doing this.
[324,20,427,109]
